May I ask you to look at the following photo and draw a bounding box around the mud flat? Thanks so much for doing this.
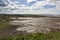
[10,17,60,33]
[0,17,60,38]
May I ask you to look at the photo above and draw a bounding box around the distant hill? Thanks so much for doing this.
[0,14,60,17]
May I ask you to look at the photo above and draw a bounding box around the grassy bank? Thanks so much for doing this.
[0,15,12,29]
[0,32,60,40]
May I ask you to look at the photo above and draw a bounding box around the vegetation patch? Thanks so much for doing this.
[0,22,10,29]
[0,32,60,40]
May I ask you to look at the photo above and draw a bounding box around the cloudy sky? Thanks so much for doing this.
[0,0,60,15]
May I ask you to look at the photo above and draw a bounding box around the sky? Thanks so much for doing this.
[0,0,60,15]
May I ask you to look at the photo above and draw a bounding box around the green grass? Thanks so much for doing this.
[0,32,60,40]
[0,22,10,29]
[0,15,11,29]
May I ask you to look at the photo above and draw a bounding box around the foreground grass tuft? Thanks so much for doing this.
[0,32,60,40]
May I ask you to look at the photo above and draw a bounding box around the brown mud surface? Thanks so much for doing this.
[0,17,60,38]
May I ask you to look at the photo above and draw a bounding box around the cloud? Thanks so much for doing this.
[0,0,20,14]
[14,1,19,3]
[43,4,56,9]
[21,0,60,15]
[0,0,60,15]
[26,0,37,3]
